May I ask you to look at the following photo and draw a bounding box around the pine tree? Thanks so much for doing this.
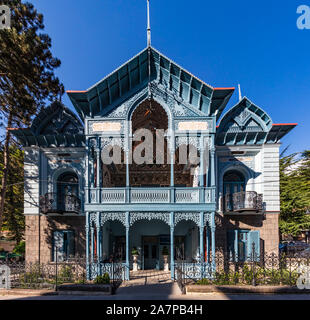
[0,144,24,243]
[279,151,310,237]
[0,0,64,232]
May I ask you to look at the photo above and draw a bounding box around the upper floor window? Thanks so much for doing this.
[57,172,80,213]
[223,170,245,211]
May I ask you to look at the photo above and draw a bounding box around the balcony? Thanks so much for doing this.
[223,191,263,214]
[87,187,215,205]
[40,193,81,214]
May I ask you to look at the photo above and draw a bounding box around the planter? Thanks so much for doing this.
[132,254,139,271]
[163,255,169,271]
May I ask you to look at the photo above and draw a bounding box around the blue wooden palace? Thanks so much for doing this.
[13,46,296,281]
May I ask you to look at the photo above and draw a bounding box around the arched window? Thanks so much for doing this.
[223,170,246,212]
[57,172,79,212]
[223,170,245,195]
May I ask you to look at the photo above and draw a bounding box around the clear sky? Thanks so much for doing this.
[30,0,309,154]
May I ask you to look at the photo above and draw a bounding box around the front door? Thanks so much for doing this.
[143,236,158,269]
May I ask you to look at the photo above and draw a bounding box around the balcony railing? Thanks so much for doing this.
[40,193,81,214]
[224,191,263,213]
[87,187,215,204]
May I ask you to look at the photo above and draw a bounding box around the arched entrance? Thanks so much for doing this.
[130,219,170,270]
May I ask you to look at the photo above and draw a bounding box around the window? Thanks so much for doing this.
[52,230,75,261]
[227,229,260,261]
[57,172,79,212]
[223,170,246,211]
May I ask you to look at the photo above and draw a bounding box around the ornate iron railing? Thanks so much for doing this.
[40,193,81,214]
[224,191,263,212]
[175,246,310,289]
[131,188,170,203]
[88,187,215,204]
[0,256,86,289]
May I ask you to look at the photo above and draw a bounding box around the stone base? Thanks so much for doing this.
[25,215,85,263]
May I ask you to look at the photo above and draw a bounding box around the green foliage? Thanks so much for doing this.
[0,145,25,242]
[131,247,138,255]
[94,273,110,284]
[279,150,310,236]
[19,264,45,287]
[13,241,25,255]
[0,0,64,236]
[58,265,74,283]
[196,265,299,286]
[0,0,64,129]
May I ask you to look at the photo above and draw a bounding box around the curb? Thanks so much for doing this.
[0,289,56,296]
[186,285,310,295]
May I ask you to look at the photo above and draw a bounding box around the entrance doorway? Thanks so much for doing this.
[143,236,158,269]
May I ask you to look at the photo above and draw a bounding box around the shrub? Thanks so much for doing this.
[13,241,25,255]
[196,278,212,285]
[59,265,74,283]
[94,273,110,284]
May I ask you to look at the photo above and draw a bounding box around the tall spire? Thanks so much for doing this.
[238,84,242,102]
[147,0,151,47]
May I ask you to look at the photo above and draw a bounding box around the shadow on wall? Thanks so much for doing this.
[43,216,86,260]
[215,212,265,258]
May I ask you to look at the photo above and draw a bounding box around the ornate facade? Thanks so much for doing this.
[13,47,296,280]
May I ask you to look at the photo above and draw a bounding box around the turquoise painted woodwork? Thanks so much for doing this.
[11,45,297,282]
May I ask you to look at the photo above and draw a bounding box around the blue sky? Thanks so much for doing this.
[31,0,309,154]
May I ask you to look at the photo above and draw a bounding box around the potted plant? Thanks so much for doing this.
[162,246,169,271]
[131,247,139,271]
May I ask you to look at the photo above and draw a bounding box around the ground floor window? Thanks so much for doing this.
[227,229,260,261]
[52,230,75,262]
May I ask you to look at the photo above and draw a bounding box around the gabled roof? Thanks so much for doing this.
[67,46,234,120]
[11,102,85,148]
[216,97,296,145]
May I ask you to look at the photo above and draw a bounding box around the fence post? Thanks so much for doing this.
[55,247,58,291]
[251,242,256,287]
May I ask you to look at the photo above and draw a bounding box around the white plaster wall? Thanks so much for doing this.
[262,144,281,212]
[24,148,40,215]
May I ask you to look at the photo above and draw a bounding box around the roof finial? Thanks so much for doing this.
[238,84,242,101]
[147,0,151,47]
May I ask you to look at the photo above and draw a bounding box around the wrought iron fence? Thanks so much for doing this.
[0,255,87,290]
[88,261,125,292]
[175,244,310,292]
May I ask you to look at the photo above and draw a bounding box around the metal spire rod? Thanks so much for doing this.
[147,0,151,47]
[238,84,242,101]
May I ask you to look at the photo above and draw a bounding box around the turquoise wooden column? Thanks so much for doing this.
[96,139,101,202]
[170,212,174,279]
[85,212,90,279]
[199,212,204,278]
[125,212,130,281]
[125,149,130,203]
[199,137,205,202]
[210,145,215,188]
[85,145,89,203]
[211,212,216,274]
[199,212,204,259]
[90,221,94,265]
[206,225,210,264]
[96,212,101,275]
[169,135,175,203]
